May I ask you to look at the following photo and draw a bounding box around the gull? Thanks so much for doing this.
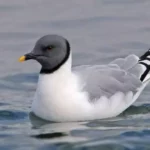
[19,35,150,122]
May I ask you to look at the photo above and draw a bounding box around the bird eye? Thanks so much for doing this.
[46,45,54,50]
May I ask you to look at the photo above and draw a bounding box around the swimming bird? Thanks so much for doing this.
[19,35,150,122]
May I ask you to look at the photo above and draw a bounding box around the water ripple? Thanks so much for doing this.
[0,110,27,121]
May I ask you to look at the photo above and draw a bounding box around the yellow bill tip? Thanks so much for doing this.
[19,56,26,62]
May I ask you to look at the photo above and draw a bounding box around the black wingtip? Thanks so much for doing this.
[139,48,150,82]
[140,48,150,60]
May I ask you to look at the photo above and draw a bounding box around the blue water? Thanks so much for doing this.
[1,0,150,149]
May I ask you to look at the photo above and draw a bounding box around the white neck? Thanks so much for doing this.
[37,54,72,97]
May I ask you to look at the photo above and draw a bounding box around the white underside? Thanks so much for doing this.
[32,57,150,122]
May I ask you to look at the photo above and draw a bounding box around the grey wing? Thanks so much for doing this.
[73,55,143,100]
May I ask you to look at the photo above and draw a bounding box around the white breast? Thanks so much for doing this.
[31,57,92,122]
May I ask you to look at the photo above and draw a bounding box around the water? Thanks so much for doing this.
[0,0,150,149]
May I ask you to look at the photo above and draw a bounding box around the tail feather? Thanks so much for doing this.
[139,49,150,82]
[110,49,150,82]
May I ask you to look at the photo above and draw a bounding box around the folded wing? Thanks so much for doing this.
[73,55,143,100]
